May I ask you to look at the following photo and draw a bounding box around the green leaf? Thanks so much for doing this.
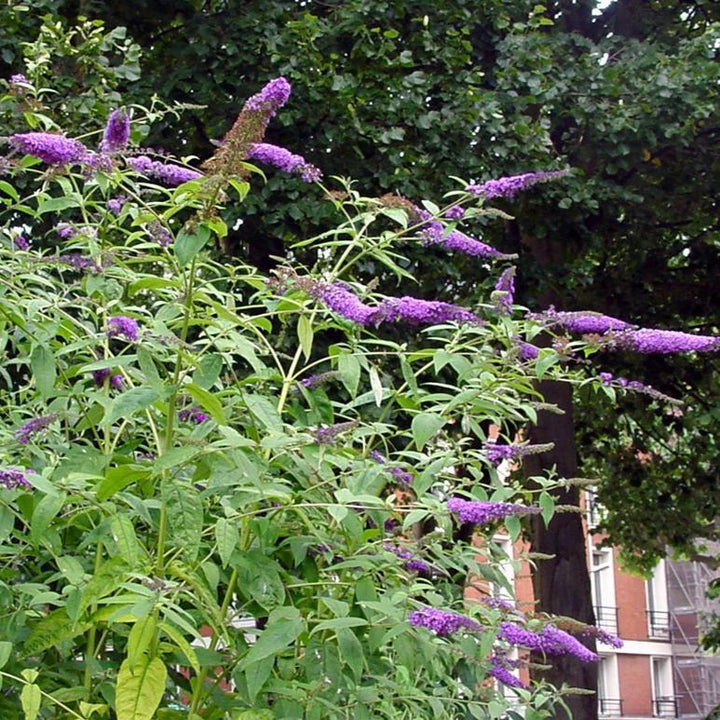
[310,617,367,635]
[115,656,167,720]
[297,315,314,360]
[244,654,274,704]
[539,491,555,527]
[193,354,223,389]
[30,491,66,546]
[174,224,211,267]
[214,518,237,569]
[30,344,56,399]
[185,382,226,424]
[20,683,41,720]
[106,388,160,426]
[338,353,360,397]
[411,412,445,450]
[0,180,19,202]
[36,195,81,214]
[158,622,200,674]
[109,515,142,567]
[0,641,12,669]
[163,483,203,562]
[337,628,364,682]
[535,349,560,380]
[239,607,305,669]
[369,366,383,407]
[80,557,128,614]
[97,466,151,502]
[245,394,282,431]
[127,616,156,670]
[24,610,90,655]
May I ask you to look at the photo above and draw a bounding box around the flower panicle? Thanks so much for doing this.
[8,132,88,166]
[15,414,57,445]
[447,497,540,524]
[0,467,35,489]
[466,170,568,200]
[408,607,481,637]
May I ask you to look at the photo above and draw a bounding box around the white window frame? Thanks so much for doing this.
[650,656,675,717]
[646,560,670,638]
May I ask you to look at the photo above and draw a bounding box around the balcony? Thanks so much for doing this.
[652,696,678,718]
[646,609,671,639]
[594,605,619,635]
[598,697,623,716]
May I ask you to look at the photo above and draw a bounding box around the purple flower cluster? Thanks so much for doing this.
[91,368,124,390]
[311,420,359,445]
[597,371,680,403]
[12,235,30,250]
[243,77,292,116]
[488,654,527,689]
[248,143,322,182]
[108,196,127,215]
[10,74,28,86]
[127,155,203,186]
[0,467,34,490]
[585,627,624,649]
[384,543,433,576]
[444,206,465,220]
[101,109,130,153]
[483,441,553,465]
[369,451,413,484]
[52,254,104,273]
[466,170,567,200]
[178,405,210,424]
[107,316,139,342]
[493,267,516,314]
[15,414,57,444]
[447,497,540,524]
[618,328,720,354]
[373,296,480,326]
[517,341,540,360]
[297,370,340,391]
[498,621,597,662]
[9,132,88,165]
[408,607,481,637]
[529,308,634,334]
[315,283,376,325]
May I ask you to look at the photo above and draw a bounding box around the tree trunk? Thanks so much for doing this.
[524,380,598,719]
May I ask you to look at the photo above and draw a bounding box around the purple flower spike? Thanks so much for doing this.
[315,284,375,326]
[107,316,139,342]
[489,655,527,689]
[517,341,539,360]
[444,206,465,220]
[409,607,481,637]
[12,236,30,250]
[92,368,124,390]
[528,308,634,334]
[15,414,57,445]
[248,143,322,182]
[493,267,516,314]
[0,467,35,489]
[447,497,540,524]
[127,155,203,186]
[483,441,554,466]
[244,77,292,116]
[10,74,28,86]
[178,405,210,424]
[466,170,567,200]
[618,328,720,354]
[372,296,480,326]
[9,132,88,165]
[311,420,359,445]
[498,621,597,662]
[101,109,130,153]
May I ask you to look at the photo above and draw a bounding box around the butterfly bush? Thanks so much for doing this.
[4,72,708,720]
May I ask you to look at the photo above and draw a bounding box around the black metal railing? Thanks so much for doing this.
[646,609,671,638]
[594,605,619,634]
[598,697,623,716]
[652,696,678,717]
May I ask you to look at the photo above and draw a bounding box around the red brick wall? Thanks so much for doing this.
[618,655,652,716]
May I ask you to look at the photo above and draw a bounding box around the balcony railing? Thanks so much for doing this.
[598,697,623,716]
[652,696,678,717]
[594,605,619,635]
[646,609,671,639]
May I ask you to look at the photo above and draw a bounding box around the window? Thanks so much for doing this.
[651,657,676,717]
[591,547,618,634]
[597,655,622,717]
[646,561,670,639]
